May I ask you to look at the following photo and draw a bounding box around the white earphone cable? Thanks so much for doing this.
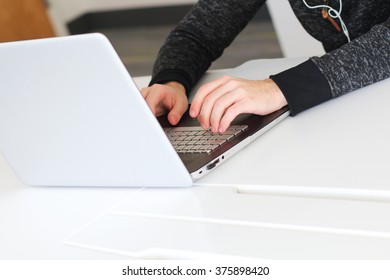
[302,0,350,42]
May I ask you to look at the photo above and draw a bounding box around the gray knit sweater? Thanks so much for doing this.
[150,0,390,115]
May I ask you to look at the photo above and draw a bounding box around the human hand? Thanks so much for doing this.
[189,76,287,133]
[141,81,188,125]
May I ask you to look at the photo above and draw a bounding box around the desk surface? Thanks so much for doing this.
[1,58,390,259]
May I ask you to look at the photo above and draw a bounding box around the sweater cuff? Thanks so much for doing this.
[270,60,332,116]
[149,69,192,96]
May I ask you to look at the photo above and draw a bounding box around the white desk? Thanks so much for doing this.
[1,58,390,259]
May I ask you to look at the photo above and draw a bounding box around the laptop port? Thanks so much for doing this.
[206,158,220,170]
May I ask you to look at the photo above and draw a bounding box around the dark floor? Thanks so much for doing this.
[95,20,282,77]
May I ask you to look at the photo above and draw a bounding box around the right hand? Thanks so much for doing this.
[190,76,287,133]
[141,81,188,126]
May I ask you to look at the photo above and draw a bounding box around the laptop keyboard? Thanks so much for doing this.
[164,125,248,154]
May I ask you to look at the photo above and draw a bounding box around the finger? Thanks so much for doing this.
[142,87,166,116]
[197,79,238,130]
[190,76,231,118]
[219,102,245,133]
[167,98,188,126]
[145,87,169,116]
[209,90,240,133]
[140,87,149,99]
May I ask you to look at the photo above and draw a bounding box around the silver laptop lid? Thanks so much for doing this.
[0,34,192,187]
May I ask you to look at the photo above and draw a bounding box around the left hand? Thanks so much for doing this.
[189,76,288,133]
[141,81,188,126]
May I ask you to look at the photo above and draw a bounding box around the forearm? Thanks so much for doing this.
[271,18,390,115]
[312,19,390,98]
[150,0,265,94]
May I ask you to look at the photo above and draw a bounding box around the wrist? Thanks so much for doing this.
[164,81,186,95]
[264,79,288,109]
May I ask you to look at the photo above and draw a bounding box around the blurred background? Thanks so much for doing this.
[0,0,324,77]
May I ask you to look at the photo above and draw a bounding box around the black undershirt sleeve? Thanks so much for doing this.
[270,60,332,116]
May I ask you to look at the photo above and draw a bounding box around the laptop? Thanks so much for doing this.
[0,33,289,187]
